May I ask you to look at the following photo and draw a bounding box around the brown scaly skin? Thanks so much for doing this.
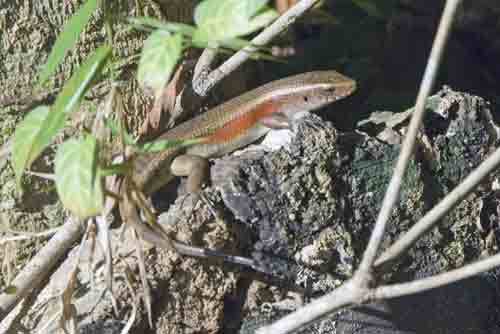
[132,71,356,194]
[119,70,356,268]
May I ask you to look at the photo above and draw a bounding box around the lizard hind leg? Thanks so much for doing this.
[170,154,210,193]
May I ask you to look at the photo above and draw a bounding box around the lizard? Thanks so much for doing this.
[120,70,356,269]
[130,70,357,195]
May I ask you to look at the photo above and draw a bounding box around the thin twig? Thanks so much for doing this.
[193,49,218,85]
[357,0,462,273]
[96,173,120,316]
[194,0,321,96]
[24,171,55,180]
[131,229,153,328]
[0,227,61,245]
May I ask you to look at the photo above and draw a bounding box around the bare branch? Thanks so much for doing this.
[193,49,218,85]
[0,227,61,245]
[193,0,322,96]
[358,0,462,272]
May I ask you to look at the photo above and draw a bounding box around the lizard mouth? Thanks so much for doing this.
[333,83,357,100]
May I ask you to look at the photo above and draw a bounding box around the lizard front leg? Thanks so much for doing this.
[170,154,210,192]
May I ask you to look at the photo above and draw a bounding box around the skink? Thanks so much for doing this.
[122,70,356,269]
[132,70,356,194]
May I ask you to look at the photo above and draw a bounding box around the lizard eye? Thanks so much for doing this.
[324,87,336,93]
[303,96,309,102]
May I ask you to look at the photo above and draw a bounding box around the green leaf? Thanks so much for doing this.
[192,0,277,45]
[137,31,182,94]
[11,106,51,188]
[37,0,99,85]
[14,44,111,189]
[55,135,104,219]
[52,44,111,116]
[136,137,203,153]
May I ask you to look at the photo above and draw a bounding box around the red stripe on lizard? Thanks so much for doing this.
[203,100,280,143]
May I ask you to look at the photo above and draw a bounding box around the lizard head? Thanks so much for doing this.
[269,70,357,121]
